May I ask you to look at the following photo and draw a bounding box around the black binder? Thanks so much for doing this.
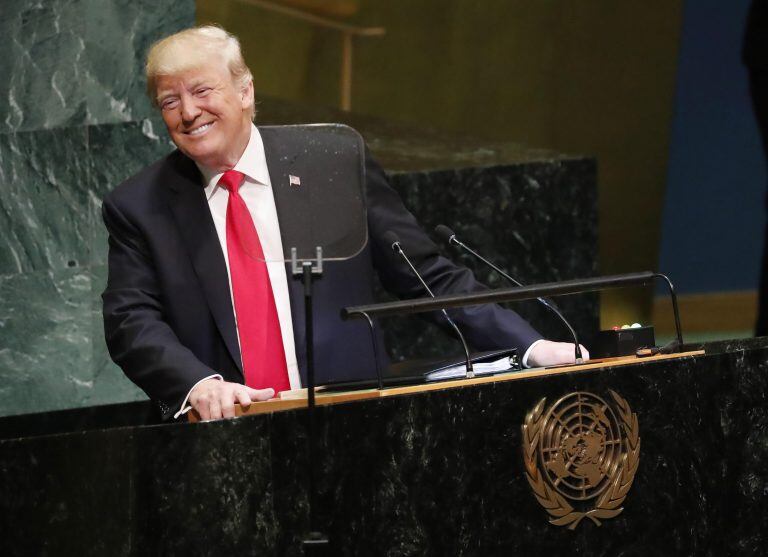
[320,348,519,392]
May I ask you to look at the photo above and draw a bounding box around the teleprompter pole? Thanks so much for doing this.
[292,248,329,555]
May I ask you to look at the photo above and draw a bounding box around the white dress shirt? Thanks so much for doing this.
[175,124,300,418]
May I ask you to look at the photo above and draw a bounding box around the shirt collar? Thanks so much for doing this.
[197,124,271,200]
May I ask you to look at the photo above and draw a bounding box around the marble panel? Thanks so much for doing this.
[129,419,280,553]
[0,119,171,418]
[0,428,135,553]
[0,264,145,418]
[0,0,86,132]
[0,126,90,274]
[0,267,93,415]
[0,0,194,133]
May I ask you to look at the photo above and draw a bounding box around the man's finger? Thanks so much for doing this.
[208,396,223,421]
[193,392,211,421]
[235,389,253,410]
[221,389,236,419]
[247,387,275,401]
[191,380,222,420]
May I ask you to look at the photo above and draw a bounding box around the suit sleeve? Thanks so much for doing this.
[363,148,544,354]
[101,195,218,419]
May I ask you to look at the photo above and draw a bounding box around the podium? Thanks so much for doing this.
[1,338,768,555]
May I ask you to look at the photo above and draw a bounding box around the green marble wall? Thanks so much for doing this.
[0,122,176,415]
[0,0,193,416]
[1,0,193,132]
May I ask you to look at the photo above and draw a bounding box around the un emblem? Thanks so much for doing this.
[522,391,640,529]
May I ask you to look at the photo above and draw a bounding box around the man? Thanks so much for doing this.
[102,26,587,422]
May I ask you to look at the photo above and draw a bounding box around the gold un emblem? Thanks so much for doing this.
[522,391,640,529]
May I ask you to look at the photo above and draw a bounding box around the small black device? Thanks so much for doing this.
[593,326,656,358]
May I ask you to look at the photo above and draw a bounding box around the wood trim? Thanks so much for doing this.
[188,350,704,422]
[235,0,385,36]
[653,290,757,334]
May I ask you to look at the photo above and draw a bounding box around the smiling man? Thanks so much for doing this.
[101,26,586,422]
[153,63,253,170]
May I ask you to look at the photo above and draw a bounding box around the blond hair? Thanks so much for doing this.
[145,25,255,117]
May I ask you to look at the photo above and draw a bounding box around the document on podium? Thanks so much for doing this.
[425,356,516,382]
[318,349,520,392]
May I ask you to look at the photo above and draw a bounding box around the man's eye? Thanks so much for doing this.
[195,88,211,96]
[161,99,179,110]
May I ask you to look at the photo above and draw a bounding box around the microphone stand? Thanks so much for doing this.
[436,225,583,364]
[386,232,475,378]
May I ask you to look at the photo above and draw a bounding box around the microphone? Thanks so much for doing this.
[383,231,475,378]
[434,224,583,364]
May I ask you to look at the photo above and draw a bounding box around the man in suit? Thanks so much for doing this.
[102,26,587,421]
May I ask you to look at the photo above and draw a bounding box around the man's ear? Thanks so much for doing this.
[241,79,254,111]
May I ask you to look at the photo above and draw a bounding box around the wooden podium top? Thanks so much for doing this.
[187,350,704,423]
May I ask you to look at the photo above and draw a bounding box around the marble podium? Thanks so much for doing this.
[1,338,767,555]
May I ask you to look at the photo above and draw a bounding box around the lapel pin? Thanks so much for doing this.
[289,175,301,187]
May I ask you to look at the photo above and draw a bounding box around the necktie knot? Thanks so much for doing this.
[218,170,245,193]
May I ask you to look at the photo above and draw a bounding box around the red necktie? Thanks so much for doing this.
[219,170,290,393]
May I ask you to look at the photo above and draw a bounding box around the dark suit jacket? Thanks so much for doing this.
[102,125,542,419]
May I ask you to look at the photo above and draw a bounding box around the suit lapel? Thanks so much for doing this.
[260,126,296,248]
[164,152,243,375]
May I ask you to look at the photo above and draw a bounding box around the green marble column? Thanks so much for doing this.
[0,0,194,417]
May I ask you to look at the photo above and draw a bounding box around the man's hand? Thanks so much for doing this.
[190,378,275,421]
[527,340,590,368]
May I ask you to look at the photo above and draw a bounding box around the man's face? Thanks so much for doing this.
[156,63,253,170]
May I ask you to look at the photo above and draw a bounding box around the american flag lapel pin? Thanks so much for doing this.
[289,174,301,187]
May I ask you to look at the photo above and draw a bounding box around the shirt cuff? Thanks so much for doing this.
[173,374,224,419]
[522,339,546,368]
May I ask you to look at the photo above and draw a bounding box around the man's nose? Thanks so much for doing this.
[180,95,201,123]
